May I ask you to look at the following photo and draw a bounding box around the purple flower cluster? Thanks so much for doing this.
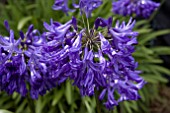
[42,17,146,109]
[0,21,57,99]
[52,0,103,17]
[0,16,146,110]
[112,0,160,18]
[0,0,148,110]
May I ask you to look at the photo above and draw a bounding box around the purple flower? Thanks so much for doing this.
[112,0,160,18]
[52,0,103,18]
[69,45,106,96]
[41,18,78,89]
[42,17,146,109]
[43,17,77,42]
[0,54,27,96]
[52,0,75,15]
[0,16,145,109]
[96,18,146,109]
[79,0,103,17]
[0,21,27,96]
[0,21,58,99]
[20,25,58,99]
[0,30,21,57]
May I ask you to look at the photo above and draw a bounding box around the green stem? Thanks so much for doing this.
[148,0,165,22]
[27,96,35,113]
[81,12,91,37]
[95,89,101,113]
[86,17,90,34]
[81,14,86,29]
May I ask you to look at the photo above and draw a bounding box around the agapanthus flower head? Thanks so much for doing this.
[0,16,146,110]
[43,16,146,109]
[112,0,160,18]
[0,21,59,99]
[52,0,103,18]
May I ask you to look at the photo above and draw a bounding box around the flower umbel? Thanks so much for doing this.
[0,17,146,109]
[0,0,147,111]
[0,21,59,99]
[112,0,160,18]
[42,17,146,109]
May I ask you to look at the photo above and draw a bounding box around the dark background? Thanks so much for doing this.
[153,0,170,83]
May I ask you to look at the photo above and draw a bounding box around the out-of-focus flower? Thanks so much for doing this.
[112,0,160,18]
[52,0,103,17]
[0,21,59,99]
[52,0,75,15]
[79,0,103,17]
[42,17,146,109]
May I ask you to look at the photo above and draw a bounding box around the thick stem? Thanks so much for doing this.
[95,89,102,113]
[27,96,35,113]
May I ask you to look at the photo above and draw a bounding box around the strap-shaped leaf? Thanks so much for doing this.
[139,29,170,44]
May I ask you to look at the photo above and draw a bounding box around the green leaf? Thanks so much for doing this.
[124,101,132,113]
[17,16,32,30]
[135,20,149,28]
[84,100,92,113]
[151,65,170,76]
[0,110,13,113]
[58,103,65,113]
[139,29,170,44]
[129,101,138,111]
[138,102,149,113]
[113,106,118,113]
[36,94,52,113]
[12,92,18,99]
[36,98,42,113]
[135,29,152,34]
[140,59,163,64]
[142,74,168,83]
[141,46,154,54]
[139,90,145,101]
[16,100,27,113]
[65,81,72,105]
[151,46,170,55]
[52,90,64,106]
[26,4,37,10]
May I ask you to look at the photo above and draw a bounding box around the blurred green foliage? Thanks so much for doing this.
[0,0,170,113]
